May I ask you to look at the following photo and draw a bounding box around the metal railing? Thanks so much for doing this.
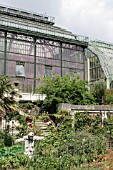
[0,4,55,24]
[75,34,89,42]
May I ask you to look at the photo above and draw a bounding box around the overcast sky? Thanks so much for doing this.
[0,0,113,43]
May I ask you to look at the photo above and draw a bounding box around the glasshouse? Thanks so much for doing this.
[0,5,88,95]
[1,5,113,170]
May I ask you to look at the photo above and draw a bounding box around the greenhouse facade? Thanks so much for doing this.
[85,40,113,89]
[0,5,88,94]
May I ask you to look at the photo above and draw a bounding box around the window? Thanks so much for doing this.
[16,63,25,77]
[45,66,52,77]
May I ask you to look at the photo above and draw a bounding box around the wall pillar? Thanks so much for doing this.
[83,48,86,80]
[60,42,62,77]
[70,110,75,128]
[4,31,7,75]
[34,37,36,90]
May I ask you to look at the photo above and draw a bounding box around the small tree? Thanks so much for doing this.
[36,74,96,114]
[0,76,19,133]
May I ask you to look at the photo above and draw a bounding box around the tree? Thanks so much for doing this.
[0,76,19,120]
[36,74,96,114]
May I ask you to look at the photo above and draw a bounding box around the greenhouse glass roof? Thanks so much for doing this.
[88,40,113,79]
[0,5,88,46]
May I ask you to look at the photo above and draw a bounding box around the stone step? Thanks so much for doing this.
[35,121,47,127]
[40,126,47,130]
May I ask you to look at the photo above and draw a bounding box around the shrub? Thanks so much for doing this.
[105,89,113,104]
[4,133,13,147]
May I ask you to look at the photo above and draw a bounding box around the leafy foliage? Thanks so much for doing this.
[0,76,19,115]
[19,102,34,110]
[105,89,113,104]
[0,111,113,169]
[36,74,96,114]
[4,132,14,146]
[74,111,92,131]
[0,144,24,157]
[93,79,106,104]
[0,154,28,169]
[31,112,107,170]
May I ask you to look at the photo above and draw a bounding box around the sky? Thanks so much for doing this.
[0,0,113,43]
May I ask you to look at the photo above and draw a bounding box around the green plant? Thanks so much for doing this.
[93,79,106,104]
[105,89,113,104]
[74,111,92,131]
[19,102,34,110]
[36,74,96,114]
[0,76,19,113]
[4,132,14,146]
[0,109,111,169]
[0,144,24,157]
[0,131,5,147]
[0,154,28,169]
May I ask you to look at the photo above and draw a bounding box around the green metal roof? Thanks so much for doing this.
[0,5,88,47]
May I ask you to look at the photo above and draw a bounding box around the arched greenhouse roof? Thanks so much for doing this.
[87,40,113,80]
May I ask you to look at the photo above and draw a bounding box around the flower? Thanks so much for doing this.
[29,123,33,128]
[26,115,33,123]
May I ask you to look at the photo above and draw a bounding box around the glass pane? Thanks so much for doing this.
[0,59,4,75]
[16,64,25,77]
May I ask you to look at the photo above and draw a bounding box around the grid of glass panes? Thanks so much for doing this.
[0,14,75,39]
[0,30,85,92]
[62,44,84,77]
[0,37,4,52]
[7,40,33,55]
[89,56,105,81]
